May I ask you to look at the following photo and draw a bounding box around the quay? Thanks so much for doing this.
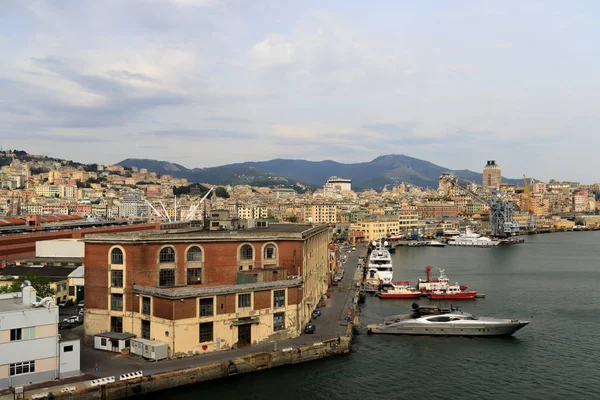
[0,246,364,400]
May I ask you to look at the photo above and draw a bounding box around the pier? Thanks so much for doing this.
[0,247,364,400]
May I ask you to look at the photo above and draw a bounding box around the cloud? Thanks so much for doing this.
[0,1,599,182]
[137,129,256,140]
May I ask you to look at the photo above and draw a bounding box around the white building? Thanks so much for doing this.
[0,286,80,389]
[324,177,352,196]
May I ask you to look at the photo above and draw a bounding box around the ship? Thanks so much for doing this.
[378,281,422,299]
[416,266,467,293]
[427,285,478,300]
[367,304,529,336]
[368,240,393,285]
[447,229,500,247]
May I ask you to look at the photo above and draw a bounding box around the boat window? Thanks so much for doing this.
[427,316,451,322]
[463,316,478,320]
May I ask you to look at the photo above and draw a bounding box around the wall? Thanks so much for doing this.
[36,239,85,258]
[59,339,81,378]
[43,337,351,400]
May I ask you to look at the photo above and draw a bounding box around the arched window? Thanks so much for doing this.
[159,247,175,263]
[187,246,202,262]
[240,244,253,260]
[264,244,277,260]
[111,248,123,265]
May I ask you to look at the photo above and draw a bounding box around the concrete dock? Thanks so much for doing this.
[0,245,364,400]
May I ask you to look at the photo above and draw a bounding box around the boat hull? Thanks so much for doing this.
[379,293,421,299]
[428,292,478,300]
[367,322,529,336]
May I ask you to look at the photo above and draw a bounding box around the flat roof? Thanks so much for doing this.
[85,223,328,244]
[0,265,77,279]
[96,332,135,340]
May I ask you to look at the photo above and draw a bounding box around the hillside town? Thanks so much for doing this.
[1,150,598,242]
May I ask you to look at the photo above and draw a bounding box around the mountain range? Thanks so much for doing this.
[117,155,524,191]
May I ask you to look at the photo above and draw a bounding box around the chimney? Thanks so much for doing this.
[22,285,37,306]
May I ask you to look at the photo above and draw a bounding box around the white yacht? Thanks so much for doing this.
[447,229,500,247]
[367,304,529,336]
[368,240,394,285]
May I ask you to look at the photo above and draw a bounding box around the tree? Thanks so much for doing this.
[215,187,230,198]
[0,274,55,299]
[575,217,585,226]
[285,215,298,223]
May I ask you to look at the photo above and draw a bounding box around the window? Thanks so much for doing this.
[101,338,107,346]
[200,298,213,317]
[274,312,285,331]
[69,286,75,296]
[187,246,202,262]
[111,248,124,264]
[10,328,22,341]
[23,327,35,340]
[142,320,150,340]
[159,247,175,263]
[159,269,175,287]
[238,293,251,309]
[142,297,151,315]
[240,244,253,260]
[211,222,220,227]
[111,316,123,333]
[111,294,123,311]
[63,345,74,352]
[199,322,213,343]
[273,290,285,308]
[264,244,277,260]
[187,268,202,285]
[111,270,123,288]
[10,361,35,376]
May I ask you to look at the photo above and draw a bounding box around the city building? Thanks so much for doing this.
[303,204,338,224]
[482,160,502,189]
[83,223,330,358]
[0,286,80,389]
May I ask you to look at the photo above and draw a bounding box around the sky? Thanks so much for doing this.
[1,0,599,183]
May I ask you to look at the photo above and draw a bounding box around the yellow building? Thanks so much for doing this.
[354,215,401,242]
[303,204,338,224]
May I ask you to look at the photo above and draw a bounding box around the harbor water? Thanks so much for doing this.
[144,232,600,400]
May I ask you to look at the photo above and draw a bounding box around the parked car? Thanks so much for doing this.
[58,299,74,308]
[63,316,82,324]
[304,322,316,334]
[78,308,84,316]
[78,300,84,308]
[331,279,339,286]
[58,322,73,330]
[312,310,321,318]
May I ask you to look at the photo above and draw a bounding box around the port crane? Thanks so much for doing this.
[180,188,214,221]
[440,173,520,237]
[523,174,536,230]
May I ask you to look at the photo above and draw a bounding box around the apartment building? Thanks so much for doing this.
[353,215,400,242]
[303,204,338,224]
[83,223,329,358]
[0,286,79,389]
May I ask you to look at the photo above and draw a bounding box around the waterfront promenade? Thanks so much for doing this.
[0,244,363,400]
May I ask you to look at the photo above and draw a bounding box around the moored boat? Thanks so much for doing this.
[427,240,446,247]
[447,229,500,247]
[428,285,478,300]
[368,240,393,285]
[367,303,529,336]
[416,266,467,293]
[379,281,421,299]
[364,268,382,292]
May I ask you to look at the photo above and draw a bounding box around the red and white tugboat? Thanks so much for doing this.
[379,281,422,299]
[416,266,468,293]
[428,285,478,300]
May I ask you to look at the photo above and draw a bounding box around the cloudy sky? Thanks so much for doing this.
[1,1,598,182]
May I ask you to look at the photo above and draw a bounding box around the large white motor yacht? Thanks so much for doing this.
[368,240,394,285]
[447,229,500,247]
[367,304,529,336]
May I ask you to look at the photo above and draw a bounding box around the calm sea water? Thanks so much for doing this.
[144,232,600,400]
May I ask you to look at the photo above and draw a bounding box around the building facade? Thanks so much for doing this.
[0,287,80,389]
[83,223,330,358]
[482,160,502,188]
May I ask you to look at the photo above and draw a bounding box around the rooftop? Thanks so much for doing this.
[85,223,328,244]
[0,265,77,280]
